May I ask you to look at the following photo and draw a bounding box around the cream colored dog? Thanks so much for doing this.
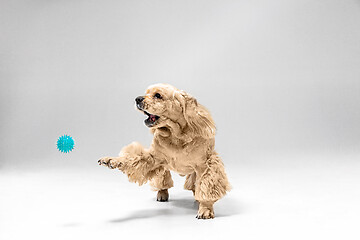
[98,83,230,219]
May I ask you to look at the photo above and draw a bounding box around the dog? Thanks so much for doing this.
[98,83,230,219]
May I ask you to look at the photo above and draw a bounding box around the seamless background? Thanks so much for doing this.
[1,1,360,240]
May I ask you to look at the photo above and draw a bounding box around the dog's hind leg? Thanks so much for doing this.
[194,152,231,219]
[150,170,174,202]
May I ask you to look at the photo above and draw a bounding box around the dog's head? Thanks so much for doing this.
[135,83,216,138]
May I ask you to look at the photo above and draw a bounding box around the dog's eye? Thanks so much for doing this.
[154,93,162,99]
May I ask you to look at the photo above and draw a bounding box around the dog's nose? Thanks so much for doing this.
[135,96,145,104]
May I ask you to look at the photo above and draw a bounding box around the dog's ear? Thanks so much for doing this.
[174,90,216,138]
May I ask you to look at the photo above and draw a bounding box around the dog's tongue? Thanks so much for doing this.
[150,114,156,122]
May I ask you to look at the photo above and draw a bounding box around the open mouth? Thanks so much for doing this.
[143,111,160,127]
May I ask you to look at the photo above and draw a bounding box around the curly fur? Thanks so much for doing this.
[99,83,230,219]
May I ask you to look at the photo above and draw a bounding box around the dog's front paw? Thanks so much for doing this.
[98,157,122,169]
[157,189,169,202]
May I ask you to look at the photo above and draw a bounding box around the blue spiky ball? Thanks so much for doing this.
[57,135,75,153]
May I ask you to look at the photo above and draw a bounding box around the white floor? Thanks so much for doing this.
[1,154,359,240]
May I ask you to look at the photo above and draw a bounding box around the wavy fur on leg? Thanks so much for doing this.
[150,170,174,191]
[195,152,231,202]
[119,142,165,186]
[184,172,196,192]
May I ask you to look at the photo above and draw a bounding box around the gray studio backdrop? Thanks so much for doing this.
[1,0,360,170]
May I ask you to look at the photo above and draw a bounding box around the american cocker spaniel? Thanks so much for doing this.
[98,83,230,219]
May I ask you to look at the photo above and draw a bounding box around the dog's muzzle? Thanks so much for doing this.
[135,96,160,127]
[135,96,145,110]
